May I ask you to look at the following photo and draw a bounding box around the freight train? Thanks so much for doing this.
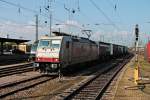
[34,32,128,74]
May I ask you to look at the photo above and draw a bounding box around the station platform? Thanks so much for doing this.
[103,56,150,100]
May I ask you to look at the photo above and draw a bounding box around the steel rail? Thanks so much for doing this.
[0,63,34,77]
[0,75,56,98]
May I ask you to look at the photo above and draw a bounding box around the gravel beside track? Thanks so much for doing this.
[0,62,34,77]
[0,74,56,99]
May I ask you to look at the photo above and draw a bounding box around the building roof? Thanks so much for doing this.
[0,37,30,43]
[52,31,71,36]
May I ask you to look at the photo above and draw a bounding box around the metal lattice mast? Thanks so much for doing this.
[35,14,38,41]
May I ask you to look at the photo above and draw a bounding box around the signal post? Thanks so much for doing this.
[134,24,139,85]
[125,24,145,90]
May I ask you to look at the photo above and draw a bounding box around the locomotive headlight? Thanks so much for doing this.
[51,64,58,69]
[33,63,39,67]
[38,58,40,61]
[36,58,39,61]
[55,58,58,61]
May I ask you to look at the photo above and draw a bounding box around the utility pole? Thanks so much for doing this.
[64,5,71,34]
[35,14,38,41]
[64,5,71,21]
[45,0,53,36]
[7,34,9,38]
[64,3,76,35]
[49,0,52,36]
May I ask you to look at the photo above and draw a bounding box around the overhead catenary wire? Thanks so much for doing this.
[89,0,120,30]
[0,16,49,29]
[105,0,123,25]
[59,0,113,37]
[0,0,121,35]
[50,0,110,31]
[0,0,69,25]
[106,0,117,11]
[0,0,43,17]
[0,0,37,13]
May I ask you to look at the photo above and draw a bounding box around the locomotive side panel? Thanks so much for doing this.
[59,36,72,68]
[70,40,97,65]
[91,43,99,61]
[71,41,83,64]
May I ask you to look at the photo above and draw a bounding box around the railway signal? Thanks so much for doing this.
[135,24,139,62]
[134,24,139,85]
[135,24,139,41]
[125,25,144,89]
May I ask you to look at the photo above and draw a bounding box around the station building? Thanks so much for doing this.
[0,37,30,55]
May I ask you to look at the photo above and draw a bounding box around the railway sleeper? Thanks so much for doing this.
[89,81,106,85]
[0,68,33,77]
[0,77,51,98]
[75,95,96,99]
[0,66,29,72]
[0,67,33,74]
[74,96,95,100]
[83,87,103,91]
[80,89,98,93]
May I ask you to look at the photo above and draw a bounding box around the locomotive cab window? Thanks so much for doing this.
[66,41,70,48]
[38,39,61,49]
[51,40,61,48]
[39,40,49,47]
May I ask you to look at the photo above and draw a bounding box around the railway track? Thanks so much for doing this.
[59,56,132,100]
[0,63,34,77]
[0,74,56,98]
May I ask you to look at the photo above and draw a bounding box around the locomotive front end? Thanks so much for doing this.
[35,37,62,73]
